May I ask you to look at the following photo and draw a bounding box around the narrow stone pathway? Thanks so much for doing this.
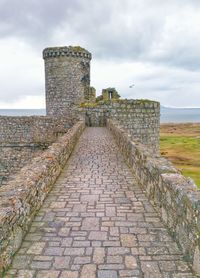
[6,128,194,278]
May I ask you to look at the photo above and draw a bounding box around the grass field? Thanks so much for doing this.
[160,123,200,188]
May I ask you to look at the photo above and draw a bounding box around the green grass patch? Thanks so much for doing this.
[181,166,200,186]
[160,135,200,188]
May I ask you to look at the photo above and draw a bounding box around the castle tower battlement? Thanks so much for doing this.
[43,46,91,116]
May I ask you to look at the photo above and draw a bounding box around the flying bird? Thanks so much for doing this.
[129,84,135,88]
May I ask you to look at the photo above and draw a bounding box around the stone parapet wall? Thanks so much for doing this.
[107,119,200,276]
[0,120,85,274]
[0,145,46,186]
[84,105,107,127]
[0,116,76,144]
[83,99,160,153]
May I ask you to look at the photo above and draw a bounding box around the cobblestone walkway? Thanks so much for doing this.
[6,128,194,278]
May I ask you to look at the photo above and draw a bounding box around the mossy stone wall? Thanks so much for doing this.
[83,99,160,153]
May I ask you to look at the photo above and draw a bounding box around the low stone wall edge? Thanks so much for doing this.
[0,120,85,274]
[107,119,200,275]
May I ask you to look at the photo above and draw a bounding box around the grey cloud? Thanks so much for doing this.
[0,0,79,43]
[150,49,200,71]
[0,82,43,103]
[0,0,200,107]
[1,0,200,72]
[118,61,200,107]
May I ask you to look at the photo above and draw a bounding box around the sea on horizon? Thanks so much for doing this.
[0,107,199,123]
[160,107,200,123]
[0,109,46,116]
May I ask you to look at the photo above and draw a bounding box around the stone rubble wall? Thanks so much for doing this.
[0,116,76,144]
[0,145,46,186]
[0,115,77,188]
[107,119,200,276]
[0,120,85,274]
[84,99,160,153]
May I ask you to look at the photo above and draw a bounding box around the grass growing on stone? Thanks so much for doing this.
[160,123,200,188]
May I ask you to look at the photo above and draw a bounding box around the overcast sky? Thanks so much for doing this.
[0,0,200,108]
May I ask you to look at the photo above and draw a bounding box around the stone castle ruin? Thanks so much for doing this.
[0,46,160,187]
[43,46,160,150]
[0,46,199,276]
[43,46,91,116]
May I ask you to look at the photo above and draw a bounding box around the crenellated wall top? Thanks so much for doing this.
[43,46,92,59]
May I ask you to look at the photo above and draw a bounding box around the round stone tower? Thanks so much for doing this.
[43,46,92,116]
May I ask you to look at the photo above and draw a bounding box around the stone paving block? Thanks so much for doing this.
[36,270,60,278]
[137,234,156,242]
[53,256,70,269]
[33,256,53,261]
[60,271,78,278]
[17,270,35,278]
[119,269,141,277]
[102,221,114,227]
[107,256,123,264]
[147,246,169,255]
[81,217,99,230]
[81,194,99,202]
[103,241,120,247]
[89,231,107,241]
[30,261,52,269]
[49,241,61,247]
[107,247,130,255]
[121,234,137,247]
[58,227,70,237]
[110,227,119,236]
[99,264,124,270]
[73,256,91,264]
[125,255,138,269]
[27,242,46,255]
[73,204,87,212]
[73,240,90,247]
[44,247,64,256]
[141,261,161,274]
[50,202,66,208]
[98,270,118,278]
[64,247,85,256]
[93,247,105,264]
[106,206,116,217]
[144,274,163,278]
[81,264,97,278]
